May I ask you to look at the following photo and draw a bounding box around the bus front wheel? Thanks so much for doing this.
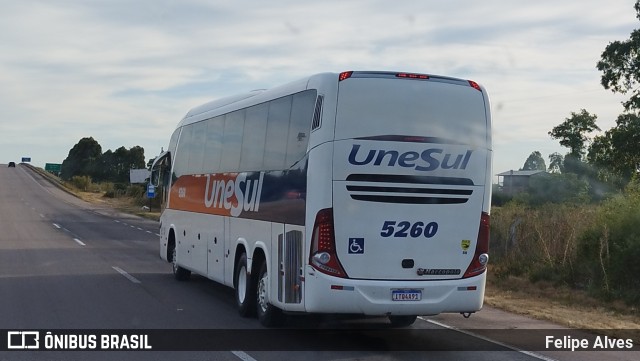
[256,262,283,327]
[171,245,191,281]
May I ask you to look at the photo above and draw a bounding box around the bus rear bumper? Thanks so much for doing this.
[303,266,486,316]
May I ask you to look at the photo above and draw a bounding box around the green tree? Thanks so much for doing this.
[521,151,546,171]
[61,138,146,183]
[597,1,640,111]
[96,146,146,183]
[548,152,565,174]
[549,109,600,160]
[98,149,115,182]
[61,137,102,180]
[128,146,146,170]
[588,113,640,181]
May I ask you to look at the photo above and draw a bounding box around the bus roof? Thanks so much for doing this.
[176,71,485,129]
[178,76,318,128]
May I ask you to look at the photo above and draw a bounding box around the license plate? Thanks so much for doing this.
[392,289,422,301]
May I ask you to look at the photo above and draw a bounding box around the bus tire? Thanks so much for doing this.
[234,253,256,317]
[256,262,283,327]
[388,315,417,327]
[171,244,191,281]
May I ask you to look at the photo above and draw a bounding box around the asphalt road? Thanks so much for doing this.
[0,164,636,361]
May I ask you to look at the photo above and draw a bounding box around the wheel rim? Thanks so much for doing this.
[257,271,268,312]
[237,265,247,303]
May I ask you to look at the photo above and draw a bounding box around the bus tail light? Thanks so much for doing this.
[396,72,429,80]
[462,212,490,279]
[310,208,348,278]
[338,71,353,81]
[468,80,482,91]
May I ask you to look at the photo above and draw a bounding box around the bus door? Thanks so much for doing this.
[150,151,172,211]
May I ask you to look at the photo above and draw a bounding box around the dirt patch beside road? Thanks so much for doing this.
[485,272,639,334]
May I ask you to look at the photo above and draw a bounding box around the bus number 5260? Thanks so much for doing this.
[380,221,438,238]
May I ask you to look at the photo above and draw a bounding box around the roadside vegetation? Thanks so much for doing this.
[490,181,640,309]
[54,135,162,218]
[66,175,162,219]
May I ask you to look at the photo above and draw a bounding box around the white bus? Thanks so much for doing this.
[151,71,492,327]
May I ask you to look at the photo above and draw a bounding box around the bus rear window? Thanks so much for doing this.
[336,78,488,147]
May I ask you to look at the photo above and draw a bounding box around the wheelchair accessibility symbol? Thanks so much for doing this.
[348,238,364,254]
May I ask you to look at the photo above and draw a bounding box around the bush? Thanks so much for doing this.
[493,178,640,304]
[576,180,640,303]
[70,175,92,191]
[126,184,145,198]
[527,173,591,205]
[490,202,596,287]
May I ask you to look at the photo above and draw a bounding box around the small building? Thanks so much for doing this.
[496,170,546,195]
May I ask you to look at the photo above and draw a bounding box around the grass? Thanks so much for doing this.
[485,268,640,335]
[76,191,161,221]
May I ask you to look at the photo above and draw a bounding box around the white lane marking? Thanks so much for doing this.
[112,266,141,284]
[146,231,152,234]
[231,351,258,361]
[421,318,558,361]
[21,167,156,239]
[137,227,143,231]
[39,214,45,218]
[73,238,86,246]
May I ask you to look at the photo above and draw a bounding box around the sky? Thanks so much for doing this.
[0,0,638,178]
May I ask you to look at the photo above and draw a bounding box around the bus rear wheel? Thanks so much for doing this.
[234,253,256,317]
[256,262,283,327]
[388,315,417,327]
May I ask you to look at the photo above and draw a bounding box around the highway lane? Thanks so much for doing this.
[0,165,261,326]
[1,164,634,361]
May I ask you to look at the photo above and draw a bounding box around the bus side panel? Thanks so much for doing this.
[172,210,193,271]
[206,215,225,284]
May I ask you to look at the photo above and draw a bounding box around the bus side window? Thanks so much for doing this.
[286,90,316,167]
[220,110,245,171]
[240,103,269,171]
[264,96,292,170]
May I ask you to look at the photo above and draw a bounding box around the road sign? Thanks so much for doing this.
[147,184,156,199]
[45,163,62,175]
[130,169,150,184]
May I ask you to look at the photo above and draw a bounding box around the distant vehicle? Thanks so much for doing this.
[151,71,493,327]
[8,162,15,167]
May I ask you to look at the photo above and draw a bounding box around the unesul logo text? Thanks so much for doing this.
[204,172,264,217]
[348,144,472,171]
